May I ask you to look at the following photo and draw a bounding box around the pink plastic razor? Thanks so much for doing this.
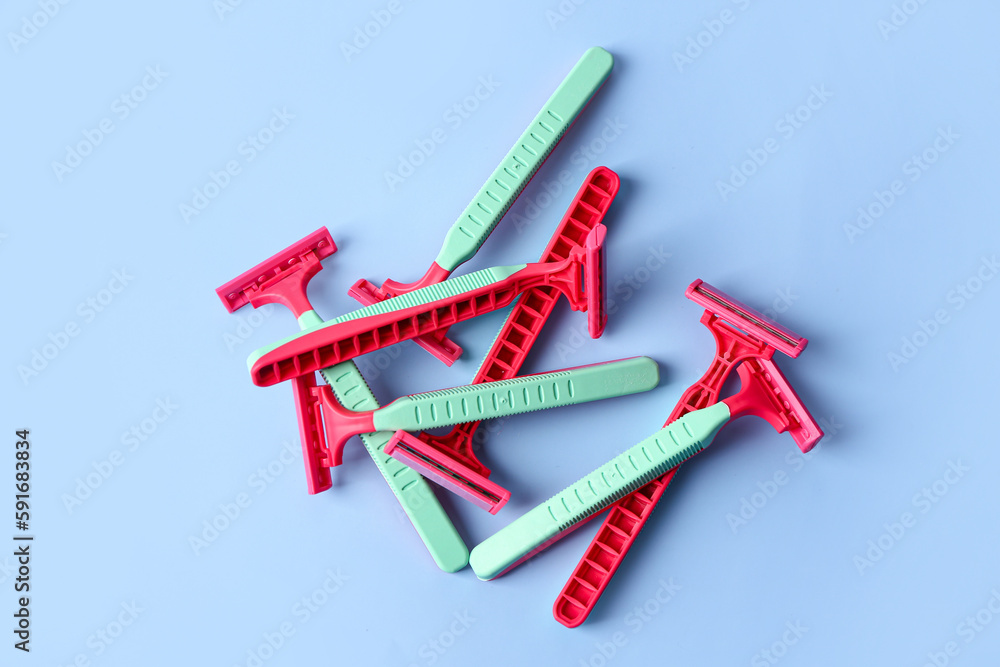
[383,167,620,514]
[216,228,470,573]
[551,280,823,627]
[349,47,615,365]
[247,224,609,387]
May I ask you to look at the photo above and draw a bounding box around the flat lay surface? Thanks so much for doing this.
[3,1,999,665]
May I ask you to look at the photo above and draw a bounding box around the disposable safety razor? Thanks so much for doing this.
[384,167,620,514]
[215,228,469,573]
[349,47,615,364]
[300,356,658,476]
[551,280,823,625]
[247,224,609,387]
[469,349,822,582]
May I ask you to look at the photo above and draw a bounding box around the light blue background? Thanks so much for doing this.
[4,1,999,665]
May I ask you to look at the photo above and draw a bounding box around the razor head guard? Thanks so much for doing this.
[216,228,337,318]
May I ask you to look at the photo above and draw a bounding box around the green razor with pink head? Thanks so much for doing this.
[349,47,615,364]
[469,355,822,581]
[299,356,659,472]
[216,228,471,572]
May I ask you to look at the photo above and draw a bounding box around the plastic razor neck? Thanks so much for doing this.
[381,262,452,299]
[297,310,323,330]
[315,386,376,466]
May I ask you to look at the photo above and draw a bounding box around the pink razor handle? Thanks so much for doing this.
[348,48,616,365]
[382,167,620,514]
[250,225,608,387]
[552,280,822,628]
[349,264,461,365]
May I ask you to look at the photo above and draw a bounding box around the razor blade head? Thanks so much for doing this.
[724,357,823,453]
[216,227,337,316]
[686,280,806,358]
[291,374,333,494]
[585,225,608,339]
[347,279,385,307]
[292,376,379,493]
[386,431,510,514]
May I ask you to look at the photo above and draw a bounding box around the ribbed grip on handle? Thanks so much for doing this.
[319,362,470,573]
[401,168,621,511]
[434,47,614,272]
[469,403,731,581]
[373,356,658,433]
[553,310,782,625]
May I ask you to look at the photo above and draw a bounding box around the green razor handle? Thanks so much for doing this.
[295,311,470,573]
[317,357,661,467]
[434,46,614,272]
[469,402,732,581]
[376,356,658,431]
[318,360,470,573]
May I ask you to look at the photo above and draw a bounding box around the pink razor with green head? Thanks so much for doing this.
[247,224,609,387]
[349,47,614,364]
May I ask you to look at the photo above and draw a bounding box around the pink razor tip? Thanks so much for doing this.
[686,279,807,358]
[216,227,337,318]
[386,431,510,514]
